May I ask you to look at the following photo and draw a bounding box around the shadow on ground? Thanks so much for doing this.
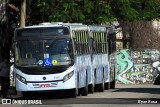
[113,85,160,94]
[0,89,76,100]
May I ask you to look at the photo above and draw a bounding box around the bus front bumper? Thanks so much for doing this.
[15,77,76,91]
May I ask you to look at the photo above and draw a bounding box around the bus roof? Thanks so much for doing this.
[22,25,62,29]
[69,25,88,31]
[88,26,106,32]
[17,22,85,29]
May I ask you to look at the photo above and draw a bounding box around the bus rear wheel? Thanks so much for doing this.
[81,85,88,96]
[88,84,94,93]
[105,83,109,89]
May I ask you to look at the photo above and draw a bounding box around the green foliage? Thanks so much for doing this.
[140,0,160,20]
[110,0,160,21]
[30,0,160,24]
[36,0,114,24]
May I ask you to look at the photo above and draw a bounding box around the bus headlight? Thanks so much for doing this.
[16,74,27,84]
[63,71,74,82]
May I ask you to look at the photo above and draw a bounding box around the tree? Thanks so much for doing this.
[118,21,160,50]
[110,0,160,50]
[0,0,9,61]
[28,0,114,25]
[0,0,20,61]
[1,0,160,61]
[28,0,160,50]
[110,0,160,21]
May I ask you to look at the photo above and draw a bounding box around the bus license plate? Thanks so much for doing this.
[40,84,50,88]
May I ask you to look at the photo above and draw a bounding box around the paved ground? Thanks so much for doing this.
[78,84,160,98]
[0,84,160,106]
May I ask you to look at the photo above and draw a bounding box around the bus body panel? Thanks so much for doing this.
[75,55,92,88]
[14,65,76,91]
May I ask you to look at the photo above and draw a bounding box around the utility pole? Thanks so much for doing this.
[20,0,26,27]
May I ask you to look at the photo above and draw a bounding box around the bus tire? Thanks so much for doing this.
[94,70,98,92]
[22,92,30,99]
[77,89,81,96]
[69,89,77,98]
[110,67,115,89]
[81,74,88,96]
[105,83,109,90]
[88,84,94,93]
[88,71,95,93]
[98,74,104,92]
[110,80,115,89]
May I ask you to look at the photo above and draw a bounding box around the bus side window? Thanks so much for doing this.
[91,38,96,54]
[73,31,79,55]
[77,32,80,55]
[73,39,78,55]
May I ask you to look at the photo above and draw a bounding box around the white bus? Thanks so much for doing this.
[13,22,116,98]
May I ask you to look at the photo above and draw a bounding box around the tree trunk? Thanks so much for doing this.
[119,21,160,51]
[0,0,10,61]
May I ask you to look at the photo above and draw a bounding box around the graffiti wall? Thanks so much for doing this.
[116,49,160,84]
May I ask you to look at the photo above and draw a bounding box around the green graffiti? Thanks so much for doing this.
[116,49,133,84]
[116,49,160,84]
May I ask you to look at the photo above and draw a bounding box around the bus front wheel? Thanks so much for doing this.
[69,89,78,98]
[22,92,31,99]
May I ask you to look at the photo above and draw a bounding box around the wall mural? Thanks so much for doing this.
[116,49,160,84]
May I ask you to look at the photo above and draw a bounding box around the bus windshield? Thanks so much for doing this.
[15,39,73,67]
